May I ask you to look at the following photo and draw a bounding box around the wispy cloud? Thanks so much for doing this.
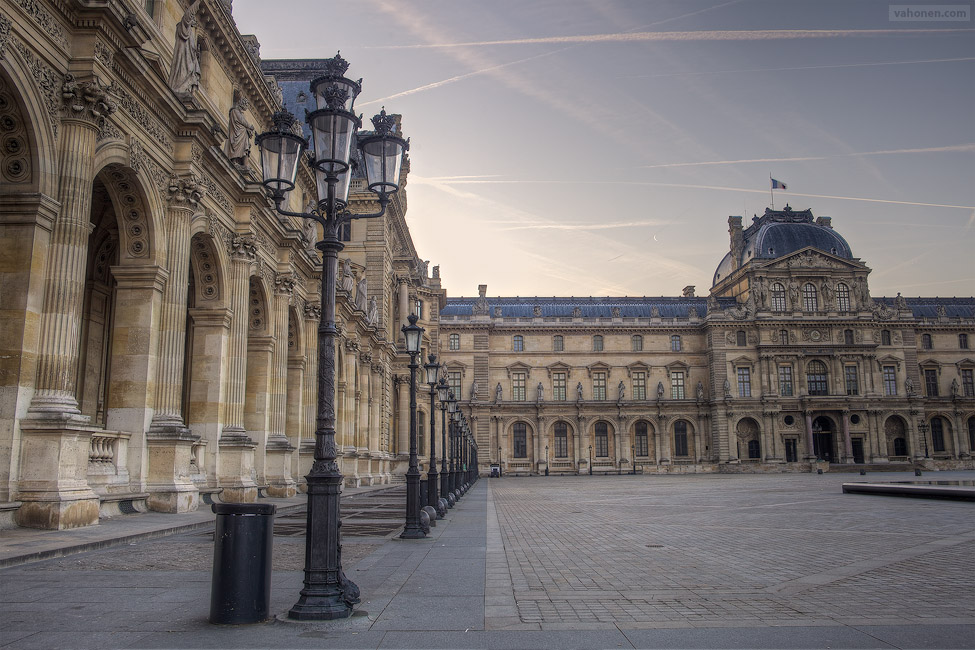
[637,144,975,169]
[495,220,674,232]
[624,56,975,78]
[368,28,974,49]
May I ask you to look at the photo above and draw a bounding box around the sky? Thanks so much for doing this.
[233,0,975,299]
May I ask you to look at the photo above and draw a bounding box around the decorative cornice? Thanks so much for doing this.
[0,14,11,59]
[12,0,68,51]
[10,36,61,139]
[108,81,173,152]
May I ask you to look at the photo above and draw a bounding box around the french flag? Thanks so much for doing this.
[771,178,787,190]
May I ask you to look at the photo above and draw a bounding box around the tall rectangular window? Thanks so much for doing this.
[883,366,897,396]
[593,335,603,352]
[674,421,689,456]
[553,372,567,401]
[632,335,643,351]
[635,422,649,457]
[963,369,974,397]
[778,366,794,396]
[513,423,527,458]
[594,422,609,457]
[845,365,859,396]
[924,369,939,397]
[671,335,682,351]
[448,371,462,400]
[554,422,568,457]
[553,335,564,352]
[671,371,685,399]
[930,418,945,453]
[632,372,646,400]
[513,335,524,352]
[449,333,460,350]
[512,372,526,401]
[593,372,606,400]
[836,283,851,311]
[737,367,751,398]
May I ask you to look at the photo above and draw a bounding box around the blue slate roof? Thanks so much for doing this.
[441,296,728,318]
[873,297,975,319]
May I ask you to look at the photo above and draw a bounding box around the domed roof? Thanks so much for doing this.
[713,206,853,286]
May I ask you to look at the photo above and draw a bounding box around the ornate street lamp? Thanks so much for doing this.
[424,355,443,518]
[437,377,451,510]
[545,444,549,476]
[588,444,593,476]
[446,392,458,504]
[917,419,930,458]
[255,53,408,621]
[498,445,502,478]
[400,314,425,538]
[631,444,636,475]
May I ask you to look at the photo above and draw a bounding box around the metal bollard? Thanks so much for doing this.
[209,503,276,625]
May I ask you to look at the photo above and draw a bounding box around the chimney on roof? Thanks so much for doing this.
[816,216,832,228]
[478,284,487,298]
[683,285,696,297]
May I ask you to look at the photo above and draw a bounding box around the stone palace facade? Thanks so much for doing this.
[1,1,972,531]
[438,208,975,476]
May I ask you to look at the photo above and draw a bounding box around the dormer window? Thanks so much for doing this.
[768,247,775,255]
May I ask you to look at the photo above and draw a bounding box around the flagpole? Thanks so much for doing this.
[770,173,774,210]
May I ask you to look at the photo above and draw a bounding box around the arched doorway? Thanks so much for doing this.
[884,415,908,460]
[812,416,835,462]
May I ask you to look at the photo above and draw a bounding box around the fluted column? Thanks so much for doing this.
[397,375,410,455]
[17,77,116,530]
[217,235,257,503]
[265,272,297,497]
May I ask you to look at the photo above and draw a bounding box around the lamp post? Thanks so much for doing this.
[255,53,408,621]
[545,444,549,476]
[446,392,458,504]
[588,444,593,476]
[400,314,425,539]
[498,445,502,478]
[631,444,636,475]
[424,355,442,518]
[917,419,930,458]
[437,377,450,511]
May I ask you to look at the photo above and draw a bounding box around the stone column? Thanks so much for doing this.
[842,410,853,463]
[18,77,116,529]
[297,302,320,487]
[398,278,409,333]
[397,375,410,456]
[265,272,297,497]
[218,235,257,502]
[804,411,816,460]
[145,175,203,513]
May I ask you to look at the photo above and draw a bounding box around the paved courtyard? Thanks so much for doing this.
[1,471,973,649]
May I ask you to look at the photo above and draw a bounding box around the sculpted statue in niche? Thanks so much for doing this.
[657,382,665,399]
[788,281,800,310]
[169,0,202,97]
[303,216,318,253]
[340,258,355,293]
[951,378,959,396]
[537,382,544,402]
[697,381,705,400]
[576,381,584,401]
[821,280,834,309]
[495,382,503,403]
[367,296,378,325]
[355,276,368,311]
[755,277,768,309]
[225,92,255,166]
[894,292,908,310]
[905,376,915,395]
[618,380,625,401]
[723,378,732,397]
[471,381,478,401]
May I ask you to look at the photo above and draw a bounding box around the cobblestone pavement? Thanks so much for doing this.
[488,472,975,629]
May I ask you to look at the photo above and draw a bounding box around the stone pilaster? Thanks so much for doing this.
[298,302,321,487]
[265,272,297,497]
[217,235,257,502]
[18,76,116,529]
[145,175,203,513]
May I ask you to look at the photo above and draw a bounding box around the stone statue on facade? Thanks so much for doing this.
[471,381,478,401]
[225,93,255,167]
[367,296,378,325]
[755,277,768,309]
[951,377,959,397]
[788,281,800,310]
[821,280,834,309]
[169,0,202,97]
[537,382,544,402]
[495,382,502,403]
[657,382,665,399]
[339,259,355,293]
[697,381,705,400]
[905,376,915,395]
[618,380,625,402]
[576,382,584,401]
[894,292,908,311]
[723,378,732,397]
[355,276,368,311]
[303,216,318,253]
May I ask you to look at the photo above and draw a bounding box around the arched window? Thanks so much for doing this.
[960,333,969,349]
[632,335,643,351]
[592,335,603,352]
[513,423,527,458]
[671,335,681,352]
[921,333,932,349]
[836,283,851,311]
[770,283,787,311]
[881,330,892,346]
[893,437,907,456]
[674,420,689,456]
[844,329,854,345]
[930,417,946,453]
[594,422,609,457]
[807,360,829,396]
[553,335,564,352]
[780,329,790,345]
[803,283,818,312]
[635,421,649,457]
[736,330,747,346]
[513,335,524,352]
[554,422,568,458]
[449,333,460,350]
[747,439,761,459]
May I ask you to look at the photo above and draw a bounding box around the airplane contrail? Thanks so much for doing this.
[368,28,974,49]
[636,144,975,169]
[624,56,975,78]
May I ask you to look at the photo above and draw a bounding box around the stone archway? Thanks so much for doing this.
[884,415,909,459]
[812,416,836,462]
[736,417,762,460]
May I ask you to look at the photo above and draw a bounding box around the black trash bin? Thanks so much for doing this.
[209,503,276,625]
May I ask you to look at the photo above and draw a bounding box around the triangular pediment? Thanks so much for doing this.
[586,361,611,376]
[545,361,572,377]
[626,361,650,376]
[761,247,864,272]
[505,361,532,377]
